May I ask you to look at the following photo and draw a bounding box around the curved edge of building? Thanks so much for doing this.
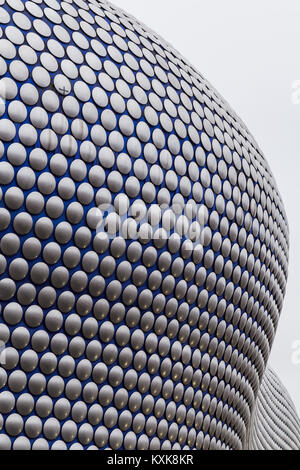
[247,366,300,450]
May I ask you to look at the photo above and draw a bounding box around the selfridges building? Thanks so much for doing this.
[0,0,299,450]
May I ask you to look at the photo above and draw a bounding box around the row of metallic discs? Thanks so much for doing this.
[0,0,288,451]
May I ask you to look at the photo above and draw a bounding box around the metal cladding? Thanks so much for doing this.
[0,0,295,451]
[248,367,300,450]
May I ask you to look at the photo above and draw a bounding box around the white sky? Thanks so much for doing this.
[114,0,300,413]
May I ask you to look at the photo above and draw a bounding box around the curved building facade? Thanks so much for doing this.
[0,0,297,450]
[248,367,300,450]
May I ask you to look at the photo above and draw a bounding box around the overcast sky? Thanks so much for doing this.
[114,0,300,413]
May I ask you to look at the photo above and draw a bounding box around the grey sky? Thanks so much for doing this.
[114,0,300,412]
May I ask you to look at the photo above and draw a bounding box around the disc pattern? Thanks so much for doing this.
[0,0,289,450]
